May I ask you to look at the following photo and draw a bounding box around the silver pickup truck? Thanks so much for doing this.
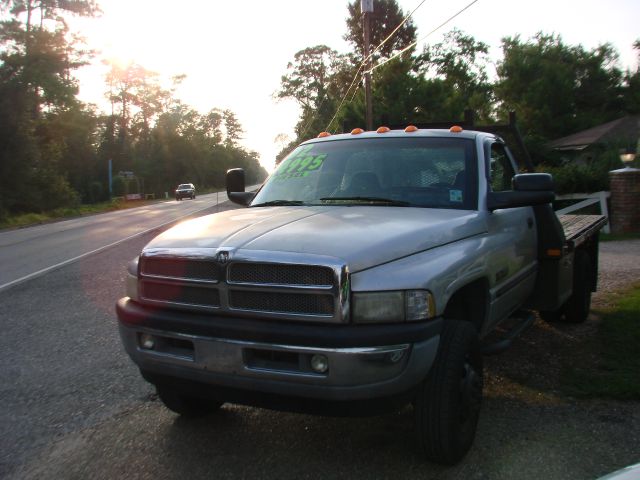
[116,122,605,464]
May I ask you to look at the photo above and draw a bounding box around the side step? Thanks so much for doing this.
[480,310,536,356]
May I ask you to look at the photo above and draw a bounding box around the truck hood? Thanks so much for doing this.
[146,206,486,272]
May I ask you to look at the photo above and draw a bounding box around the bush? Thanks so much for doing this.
[39,172,81,210]
[18,169,81,212]
[537,147,623,194]
[87,181,104,203]
[111,176,126,196]
[537,163,604,194]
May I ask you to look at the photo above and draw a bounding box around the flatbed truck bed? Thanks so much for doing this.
[558,214,607,249]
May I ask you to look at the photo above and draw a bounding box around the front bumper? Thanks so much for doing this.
[117,298,441,401]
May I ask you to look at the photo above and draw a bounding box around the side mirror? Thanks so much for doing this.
[487,173,555,211]
[226,168,245,194]
[226,168,254,206]
[513,173,554,192]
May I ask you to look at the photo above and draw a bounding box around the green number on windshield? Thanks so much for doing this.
[276,147,327,180]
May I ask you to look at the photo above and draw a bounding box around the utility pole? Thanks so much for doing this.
[108,158,112,198]
[361,0,373,131]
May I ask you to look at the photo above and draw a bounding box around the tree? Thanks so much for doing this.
[277,45,351,139]
[222,109,243,148]
[0,0,98,118]
[339,28,494,129]
[36,103,101,201]
[1,0,99,25]
[105,63,163,137]
[340,54,421,128]
[141,103,266,195]
[0,1,271,217]
[200,108,224,145]
[0,0,98,215]
[344,0,417,62]
[622,39,640,114]
[495,33,625,142]
[418,29,493,121]
[104,61,172,175]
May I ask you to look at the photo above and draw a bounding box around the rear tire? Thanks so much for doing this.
[157,387,223,418]
[562,250,592,323]
[414,320,483,465]
[539,250,592,323]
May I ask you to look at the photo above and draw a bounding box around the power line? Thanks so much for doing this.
[368,0,428,70]
[305,0,481,136]
[297,95,330,143]
[324,0,429,132]
[365,0,480,75]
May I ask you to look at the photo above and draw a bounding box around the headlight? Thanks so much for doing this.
[126,257,139,301]
[352,290,435,324]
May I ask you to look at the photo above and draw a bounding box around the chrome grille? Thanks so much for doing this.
[141,257,219,282]
[229,290,334,316]
[141,280,220,308]
[228,263,334,286]
[137,251,346,322]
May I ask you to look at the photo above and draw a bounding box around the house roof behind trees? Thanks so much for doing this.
[548,115,640,151]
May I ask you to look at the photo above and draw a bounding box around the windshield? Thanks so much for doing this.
[177,184,192,189]
[252,137,477,209]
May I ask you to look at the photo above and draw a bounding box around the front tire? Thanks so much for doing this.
[157,387,223,418]
[414,320,483,465]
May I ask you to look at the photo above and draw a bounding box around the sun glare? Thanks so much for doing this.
[104,54,134,71]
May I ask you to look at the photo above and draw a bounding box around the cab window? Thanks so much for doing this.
[489,143,516,192]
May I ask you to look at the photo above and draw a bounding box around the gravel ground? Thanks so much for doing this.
[592,239,640,306]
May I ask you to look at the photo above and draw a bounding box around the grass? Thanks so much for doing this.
[600,232,640,242]
[562,283,640,400]
[0,198,162,230]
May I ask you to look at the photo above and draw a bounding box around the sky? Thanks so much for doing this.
[71,0,640,172]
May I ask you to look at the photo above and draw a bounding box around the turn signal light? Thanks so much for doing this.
[405,125,418,132]
[317,131,331,138]
[376,126,390,133]
[351,128,364,135]
[450,125,463,133]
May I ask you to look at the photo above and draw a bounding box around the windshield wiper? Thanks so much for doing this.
[250,200,306,207]
[320,196,411,206]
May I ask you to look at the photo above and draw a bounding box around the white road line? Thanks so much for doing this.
[0,201,222,293]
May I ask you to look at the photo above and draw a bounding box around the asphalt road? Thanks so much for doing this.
[0,199,243,478]
[0,191,231,291]
[0,204,638,480]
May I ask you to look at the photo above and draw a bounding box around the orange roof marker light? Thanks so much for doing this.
[351,128,364,135]
[317,131,331,138]
[376,126,390,133]
[450,125,464,133]
[405,125,418,133]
